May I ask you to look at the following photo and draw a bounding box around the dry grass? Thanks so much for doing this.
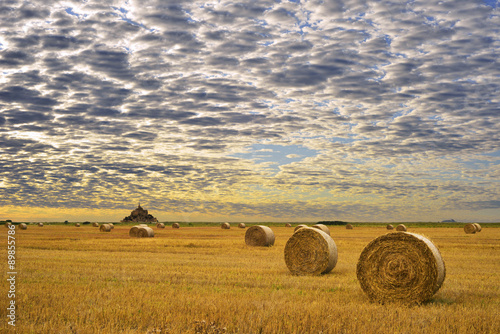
[2,224,499,333]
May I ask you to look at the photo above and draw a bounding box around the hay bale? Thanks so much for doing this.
[92,222,99,227]
[5,222,12,228]
[109,223,114,229]
[75,223,80,227]
[129,226,140,237]
[285,223,292,227]
[245,225,275,247]
[38,223,44,227]
[137,226,154,238]
[99,224,112,232]
[472,223,482,232]
[156,223,165,228]
[396,224,407,232]
[294,224,308,232]
[464,223,477,234]
[356,232,446,304]
[221,222,230,229]
[284,227,338,276]
[386,224,394,230]
[238,223,246,229]
[312,224,330,235]
[346,224,354,230]
[172,223,180,229]
[19,223,27,230]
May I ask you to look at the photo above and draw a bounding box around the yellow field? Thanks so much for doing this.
[2,224,500,333]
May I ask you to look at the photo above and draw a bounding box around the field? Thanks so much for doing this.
[2,223,500,333]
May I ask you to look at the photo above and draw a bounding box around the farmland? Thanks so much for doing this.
[2,223,500,333]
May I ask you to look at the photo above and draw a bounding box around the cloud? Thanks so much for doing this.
[0,0,499,222]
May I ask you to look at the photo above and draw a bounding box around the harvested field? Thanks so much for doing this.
[2,224,499,333]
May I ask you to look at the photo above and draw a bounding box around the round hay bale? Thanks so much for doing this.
[284,227,338,276]
[396,224,407,232]
[464,223,477,234]
[109,223,114,229]
[172,223,180,229]
[221,222,230,229]
[472,223,482,232]
[346,224,354,230]
[238,223,246,229]
[386,224,394,230]
[137,226,154,238]
[5,222,12,228]
[156,223,165,228]
[245,225,275,247]
[312,224,330,236]
[19,223,27,230]
[129,226,140,237]
[75,223,80,227]
[92,222,99,227]
[38,223,44,227]
[99,224,112,232]
[285,223,292,227]
[294,224,308,233]
[356,232,446,304]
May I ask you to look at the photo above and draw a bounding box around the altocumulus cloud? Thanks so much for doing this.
[0,0,499,222]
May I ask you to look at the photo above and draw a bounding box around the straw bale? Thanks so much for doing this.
[386,224,394,230]
[109,223,114,229]
[92,222,99,227]
[38,223,44,227]
[294,224,308,232]
[172,223,180,229]
[312,224,330,235]
[284,227,338,275]
[346,224,354,230]
[99,224,112,232]
[5,222,12,228]
[221,222,231,229]
[472,223,482,232]
[245,225,275,247]
[137,226,155,238]
[356,232,446,304]
[238,223,246,228]
[156,223,165,228]
[75,223,80,227]
[129,226,140,237]
[396,224,407,232]
[285,223,292,227]
[464,223,477,234]
[19,223,27,230]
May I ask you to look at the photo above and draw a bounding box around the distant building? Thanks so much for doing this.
[121,203,158,223]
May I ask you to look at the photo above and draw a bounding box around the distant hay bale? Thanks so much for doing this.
[284,227,338,276]
[92,222,99,227]
[386,224,394,230]
[464,223,477,234]
[312,224,331,235]
[38,223,44,227]
[238,223,246,228]
[245,225,275,247]
[346,224,354,230]
[19,223,27,230]
[137,226,154,238]
[75,223,80,227]
[156,223,165,228]
[5,222,12,228]
[109,223,114,229]
[221,222,230,229]
[356,232,446,304]
[285,223,292,227]
[396,224,407,232]
[172,223,180,229]
[99,224,112,232]
[294,224,308,232]
[472,223,482,232]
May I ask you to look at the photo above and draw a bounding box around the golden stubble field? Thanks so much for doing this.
[1,224,499,333]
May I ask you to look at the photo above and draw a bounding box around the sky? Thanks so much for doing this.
[0,0,499,223]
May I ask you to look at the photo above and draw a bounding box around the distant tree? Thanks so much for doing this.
[317,220,348,226]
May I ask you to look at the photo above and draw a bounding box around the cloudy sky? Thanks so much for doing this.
[1,0,499,223]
